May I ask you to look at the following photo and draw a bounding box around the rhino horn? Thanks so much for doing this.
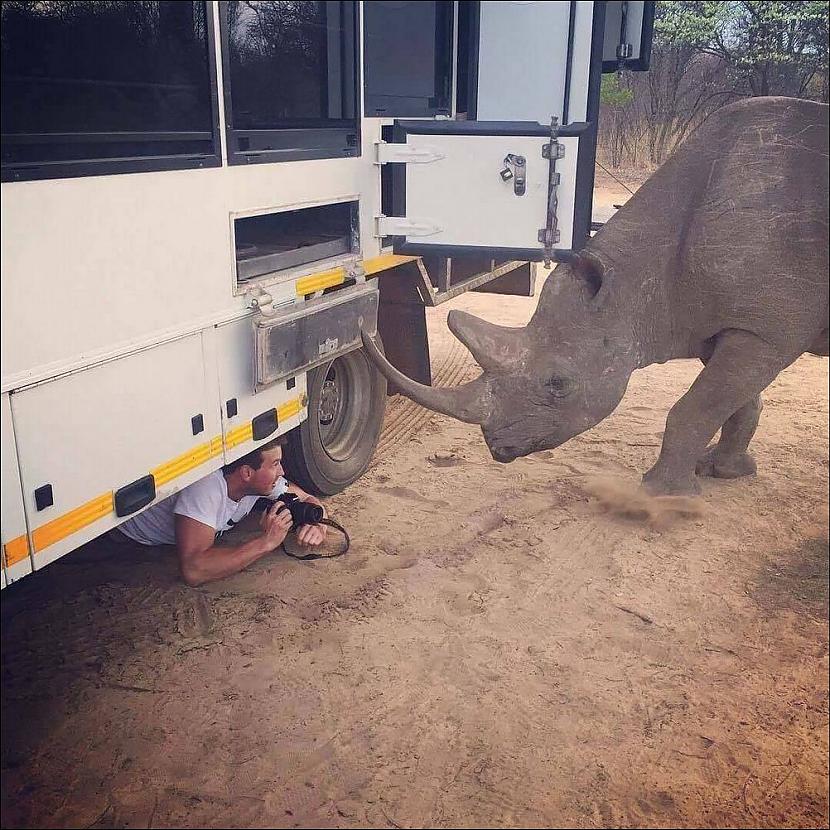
[360,329,488,425]
[447,310,525,372]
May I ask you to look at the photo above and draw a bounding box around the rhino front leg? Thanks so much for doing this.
[643,330,788,496]
[695,395,762,479]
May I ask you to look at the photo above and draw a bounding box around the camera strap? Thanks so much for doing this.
[281,518,351,560]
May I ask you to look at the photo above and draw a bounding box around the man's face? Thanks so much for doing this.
[248,446,284,495]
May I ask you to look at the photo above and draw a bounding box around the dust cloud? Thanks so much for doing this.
[581,474,706,529]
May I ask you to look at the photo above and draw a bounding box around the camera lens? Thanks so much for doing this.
[295,501,323,525]
[274,494,323,527]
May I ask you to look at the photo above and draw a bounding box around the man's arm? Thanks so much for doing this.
[175,504,291,587]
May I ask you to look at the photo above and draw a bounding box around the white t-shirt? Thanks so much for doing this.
[119,469,288,546]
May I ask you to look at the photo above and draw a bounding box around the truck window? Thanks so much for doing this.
[1,1,220,182]
[221,1,359,165]
[363,1,453,118]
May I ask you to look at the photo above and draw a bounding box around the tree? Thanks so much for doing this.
[597,2,829,167]
[599,74,636,166]
[657,1,829,101]
[634,39,736,165]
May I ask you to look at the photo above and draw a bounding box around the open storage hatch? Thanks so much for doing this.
[234,201,359,283]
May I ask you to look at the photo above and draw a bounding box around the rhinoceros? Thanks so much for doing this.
[362,96,829,496]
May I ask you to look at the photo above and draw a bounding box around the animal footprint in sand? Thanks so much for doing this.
[427,451,464,467]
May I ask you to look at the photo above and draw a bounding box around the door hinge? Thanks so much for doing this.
[374,142,446,165]
[374,215,443,238]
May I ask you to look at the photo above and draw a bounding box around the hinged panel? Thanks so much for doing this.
[1,393,31,584]
[254,283,379,391]
[388,120,587,260]
[10,335,217,568]
[474,1,575,123]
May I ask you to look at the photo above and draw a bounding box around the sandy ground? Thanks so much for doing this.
[2,180,828,829]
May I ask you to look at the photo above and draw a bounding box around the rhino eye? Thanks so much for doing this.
[545,376,572,398]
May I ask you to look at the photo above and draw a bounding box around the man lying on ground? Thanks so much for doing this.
[116,437,325,586]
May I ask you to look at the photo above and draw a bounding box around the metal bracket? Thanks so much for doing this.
[616,0,633,70]
[542,142,566,161]
[374,142,446,165]
[246,285,278,317]
[616,42,633,60]
[374,214,443,238]
[346,261,367,283]
[538,228,561,245]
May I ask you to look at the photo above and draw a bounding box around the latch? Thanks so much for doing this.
[346,261,366,283]
[538,116,566,267]
[616,0,633,69]
[616,42,633,60]
[499,153,527,196]
[374,142,446,165]
[374,215,442,238]
[246,285,278,317]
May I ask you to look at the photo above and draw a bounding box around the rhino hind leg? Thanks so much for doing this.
[643,330,790,497]
[695,395,762,479]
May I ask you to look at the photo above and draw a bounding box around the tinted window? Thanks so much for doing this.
[222,1,358,164]
[364,1,453,117]
[1,1,218,180]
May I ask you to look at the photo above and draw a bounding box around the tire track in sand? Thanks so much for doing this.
[375,335,476,460]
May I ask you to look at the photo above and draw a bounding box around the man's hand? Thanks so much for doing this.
[283,482,327,547]
[259,502,293,549]
[295,522,327,547]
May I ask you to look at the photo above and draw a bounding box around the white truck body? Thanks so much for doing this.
[1,0,653,584]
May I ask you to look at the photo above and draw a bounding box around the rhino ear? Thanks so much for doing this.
[569,251,607,302]
[531,251,611,329]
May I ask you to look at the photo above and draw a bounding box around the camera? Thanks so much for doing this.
[255,493,323,527]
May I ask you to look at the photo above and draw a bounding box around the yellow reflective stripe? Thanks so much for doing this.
[31,436,223,554]
[28,398,306,555]
[4,535,29,566]
[294,254,418,296]
[296,267,346,296]
[363,254,418,275]
[278,398,301,422]
[32,492,114,553]
[225,421,253,450]
[151,436,223,487]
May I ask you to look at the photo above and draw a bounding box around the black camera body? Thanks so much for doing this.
[255,493,323,527]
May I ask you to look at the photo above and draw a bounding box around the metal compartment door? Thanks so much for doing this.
[10,335,218,569]
[2,393,31,584]
[473,1,575,124]
[380,120,588,262]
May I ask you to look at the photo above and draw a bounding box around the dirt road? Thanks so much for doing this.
[2,184,828,829]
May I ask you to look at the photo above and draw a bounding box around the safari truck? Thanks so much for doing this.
[0,0,654,586]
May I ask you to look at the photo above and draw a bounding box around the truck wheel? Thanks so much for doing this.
[283,342,387,496]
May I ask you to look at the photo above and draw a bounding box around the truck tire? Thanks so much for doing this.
[283,341,387,496]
